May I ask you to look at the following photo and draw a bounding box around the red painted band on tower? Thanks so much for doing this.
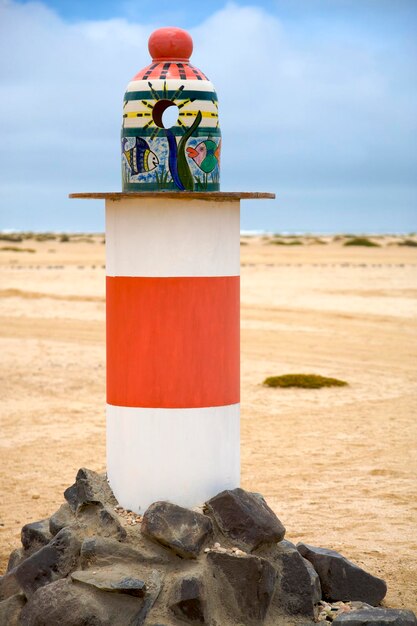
[106,276,240,408]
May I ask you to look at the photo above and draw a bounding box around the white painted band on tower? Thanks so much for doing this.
[106,404,240,513]
[105,198,240,277]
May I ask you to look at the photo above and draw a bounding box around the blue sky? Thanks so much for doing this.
[1,0,416,233]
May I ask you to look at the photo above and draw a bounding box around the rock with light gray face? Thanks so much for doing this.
[332,608,417,625]
[71,569,146,597]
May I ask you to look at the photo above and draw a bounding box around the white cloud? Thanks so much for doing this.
[0,0,415,230]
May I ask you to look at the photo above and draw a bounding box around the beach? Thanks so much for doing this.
[0,234,416,611]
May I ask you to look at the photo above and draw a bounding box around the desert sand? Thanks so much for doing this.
[0,233,416,611]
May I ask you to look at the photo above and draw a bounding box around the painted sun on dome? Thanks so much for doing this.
[121,27,221,192]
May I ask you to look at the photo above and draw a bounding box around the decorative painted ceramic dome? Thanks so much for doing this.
[121,27,221,192]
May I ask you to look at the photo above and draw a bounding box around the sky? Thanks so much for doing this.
[0,0,416,233]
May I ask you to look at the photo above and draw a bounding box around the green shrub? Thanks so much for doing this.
[60,234,70,242]
[263,374,348,389]
[344,237,380,247]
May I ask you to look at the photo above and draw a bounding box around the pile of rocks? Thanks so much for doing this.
[0,468,416,626]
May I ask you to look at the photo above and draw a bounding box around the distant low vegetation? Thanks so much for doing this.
[0,232,102,243]
[70,236,95,243]
[343,237,380,247]
[271,239,303,246]
[398,239,417,247]
[0,233,23,242]
[263,374,348,389]
[310,237,327,244]
[33,233,57,242]
[0,246,36,253]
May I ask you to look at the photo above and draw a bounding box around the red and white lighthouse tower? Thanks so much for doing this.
[71,28,274,513]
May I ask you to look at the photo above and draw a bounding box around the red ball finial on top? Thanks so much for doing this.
[148,27,193,62]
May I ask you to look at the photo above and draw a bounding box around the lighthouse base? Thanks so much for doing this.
[106,403,240,513]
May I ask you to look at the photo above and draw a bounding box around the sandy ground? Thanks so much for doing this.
[0,233,416,611]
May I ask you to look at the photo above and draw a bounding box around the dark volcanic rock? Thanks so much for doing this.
[0,593,26,626]
[297,543,387,605]
[7,548,25,572]
[269,540,321,617]
[81,536,170,568]
[3,468,415,626]
[74,503,127,541]
[19,578,109,626]
[207,551,276,623]
[333,608,417,625]
[15,527,81,597]
[64,467,116,513]
[302,558,322,603]
[71,569,146,597]
[141,501,212,559]
[0,570,21,602]
[169,576,206,623]
[21,519,52,551]
[129,570,163,626]
[98,506,127,540]
[206,488,285,551]
[49,503,75,535]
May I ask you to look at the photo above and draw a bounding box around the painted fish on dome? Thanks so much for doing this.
[122,137,159,175]
[186,139,221,174]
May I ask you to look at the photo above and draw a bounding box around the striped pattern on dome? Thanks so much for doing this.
[133,61,208,82]
[121,30,220,192]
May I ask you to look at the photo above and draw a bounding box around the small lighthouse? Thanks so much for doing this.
[71,27,274,513]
